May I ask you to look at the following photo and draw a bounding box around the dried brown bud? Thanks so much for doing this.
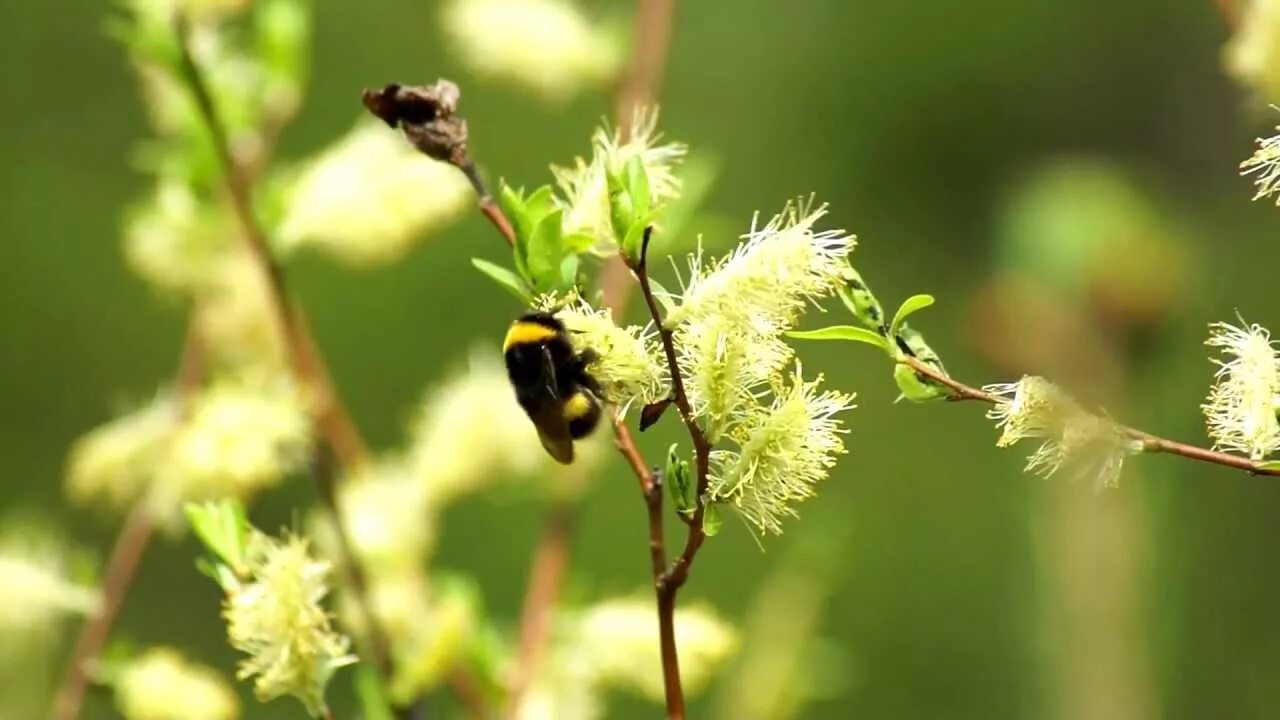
[361,80,469,166]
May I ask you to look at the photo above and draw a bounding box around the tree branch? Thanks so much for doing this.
[173,16,409,716]
[896,354,1280,477]
[629,228,713,720]
[51,320,205,720]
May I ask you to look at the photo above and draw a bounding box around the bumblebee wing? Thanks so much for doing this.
[531,346,575,464]
[533,413,575,464]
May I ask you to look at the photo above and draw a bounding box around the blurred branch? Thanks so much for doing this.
[898,354,1280,477]
[504,501,575,715]
[616,0,676,134]
[172,16,413,717]
[52,321,205,720]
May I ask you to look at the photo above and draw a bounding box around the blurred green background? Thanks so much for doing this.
[6,0,1280,717]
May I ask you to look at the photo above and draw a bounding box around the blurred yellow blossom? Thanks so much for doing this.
[170,374,311,501]
[195,251,288,370]
[1225,0,1280,100]
[277,120,471,267]
[114,647,240,720]
[124,181,232,294]
[571,597,738,700]
[66,394,182,512]
[337,459,435,572]
[442,0,621,103]
[0,531,100,663]
[223,531,355,716]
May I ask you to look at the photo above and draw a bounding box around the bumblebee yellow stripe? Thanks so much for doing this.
[563,391,594,420]
[503,320,559,351]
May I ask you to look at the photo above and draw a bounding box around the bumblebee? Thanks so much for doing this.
[503,312,603,464]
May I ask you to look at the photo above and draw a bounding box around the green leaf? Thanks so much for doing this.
[523,185,557,223]
[471,258,532,303]
[666,444,695,515]
[702,504,723,537]
[525,209,565,292]
[888,294,935,340]
[185,501,250,577]
[787,325,892,352]
[836,267,887,331]
[557,254,580,293]
[353,663,396,720]
[892,363,949,403]
[625,155,651,217]
[561,232,597,253]
[1258,460,1280,472]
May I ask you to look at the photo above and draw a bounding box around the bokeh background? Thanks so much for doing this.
[5,0,1280,717]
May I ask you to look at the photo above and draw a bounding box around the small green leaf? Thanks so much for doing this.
[889,294,935,340]
[836,266,887,331]
[666,444,695,515]
[892,363,949,403]
[788,325,892,352]
[625,155,651,216]
[526,210,565,291]
[471,258,532,303]
[524,185,556,222]
[185,500,250,577]
[557,254,580,293]
[896,324,948,375]
[499,183,528,233]
[702,504,723,537]
[1258,460,1280,472]
[561,232,597,253]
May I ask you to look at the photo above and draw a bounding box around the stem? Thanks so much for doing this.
[173,16,366,469]
[459,161,515,248]
[631,228,713,720]
[51,503,156,720]
[615,0,676,134]
[503,501,575,716]
[173,16,411,717]
[897,354,1280,477]
[52,320,206,720]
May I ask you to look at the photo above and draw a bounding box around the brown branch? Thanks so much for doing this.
[631,228,712,720]
[459,160,516,248]
[173,17,416,717]
[615,0,677,136]
[503,501,575,716]
[52,320,206,720]
[897,354,1280,477]
[174,17,366,469]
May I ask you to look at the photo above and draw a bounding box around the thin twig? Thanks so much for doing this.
[897,354,1280,477]
[52,320,206,720]
[631,228,712,720]
[459,161,516,248]
[173,16,412,717]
